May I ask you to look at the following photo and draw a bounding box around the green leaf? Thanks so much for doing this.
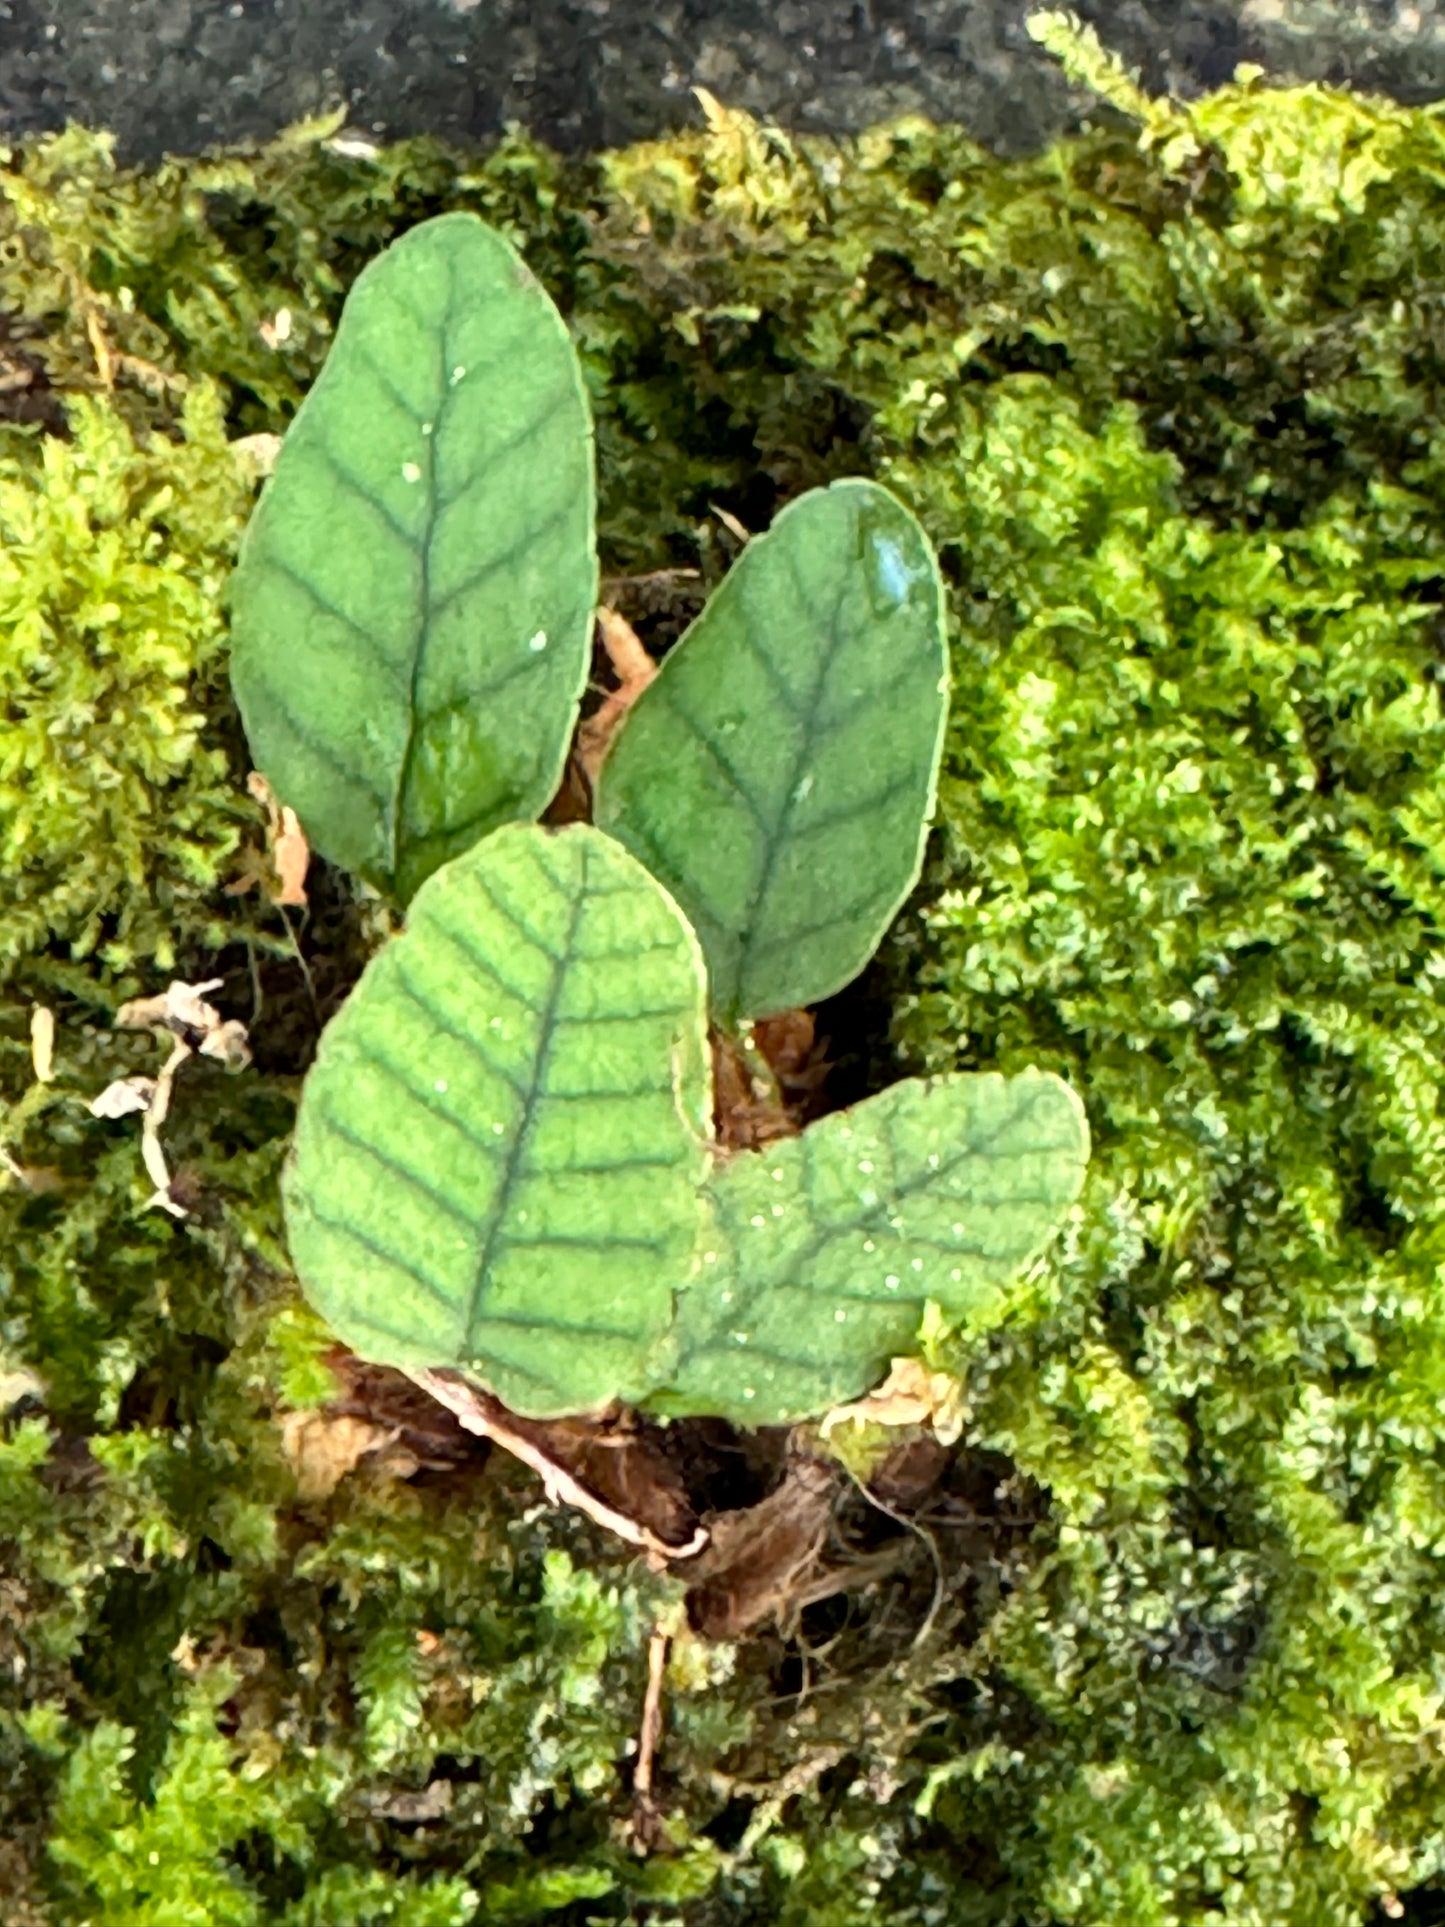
[594,478,949,1024]
[647,1069,1090,1426]
[227,212,596,908]
[280,824,712,1418]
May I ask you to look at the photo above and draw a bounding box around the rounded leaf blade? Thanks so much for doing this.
[647,1069,1090,1426]
[281,823,713,1418]
[228,212,596,907]
[594,478,949,1024]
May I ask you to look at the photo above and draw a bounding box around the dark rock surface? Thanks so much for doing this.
[0,0,1440,169]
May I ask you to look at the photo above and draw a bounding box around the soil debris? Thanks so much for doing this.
[675,1450,907,1642]
[297,1352,701,1547]
[0,309,69,437]
[362,1781,455,1825]
[277,1354,483,1499]
[680,1453,838,1639]
[502,1405,698,1552]
[282,1349,1029,1671]
[318,1349,483,1466]
[711,1010,832,1150]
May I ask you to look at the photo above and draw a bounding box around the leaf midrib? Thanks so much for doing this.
[459,848,588,1356]
[391,248,451,885]
[726,542,853,1018]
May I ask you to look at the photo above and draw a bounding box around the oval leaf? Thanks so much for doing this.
[228,212,596,908]
[594,478,949,1024]
[646,1069,1090,1426]
[281,823,713,1419]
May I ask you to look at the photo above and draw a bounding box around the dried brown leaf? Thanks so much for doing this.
[271,807,311,907]
[576,607,658,785]
[243,771,310,907]
[711,1028,799,1151]
[751,1009,829,1096]
[258,308,293,349]
[279,1409,402,1500]
[230,431,283,480]
[115,978,224,1036]
[323,1350,475,1458]
[865,1435,952,1511]
[197,1019,253,1072]
[820,1357,966,1446]
[88,1075,157,1119]
[95,980,252,1220]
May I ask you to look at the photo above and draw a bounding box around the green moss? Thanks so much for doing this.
[0,380,252,980]
[10,11,1445,1922]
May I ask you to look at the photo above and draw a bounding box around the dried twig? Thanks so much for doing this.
[598,566,701,598]
[84,307,113,390]
[709,502,752,546]
[141,1036,192,1210]
[631,1626,674,1819]
[847,1469,949,1654]
[83,304,188,397]
[29,1007,54,1084]
[401,1367,709,1563]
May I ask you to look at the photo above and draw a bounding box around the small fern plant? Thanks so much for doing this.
[225,212,1090,1427]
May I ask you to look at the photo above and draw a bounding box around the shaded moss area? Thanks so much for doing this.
[7,14,1445,1922]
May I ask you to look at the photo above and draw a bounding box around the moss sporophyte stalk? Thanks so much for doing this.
[223,209,1091,1430]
